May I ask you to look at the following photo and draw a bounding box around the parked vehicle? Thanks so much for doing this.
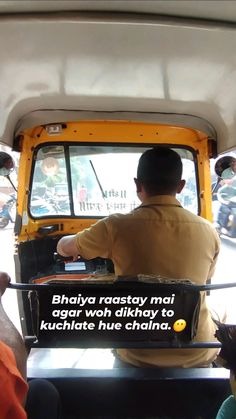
[30,188,70,217]
[0,193,16,228]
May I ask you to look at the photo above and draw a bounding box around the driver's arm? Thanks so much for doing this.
[57,218,112,261]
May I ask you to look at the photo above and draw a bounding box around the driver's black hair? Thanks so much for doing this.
[137,147,183,195]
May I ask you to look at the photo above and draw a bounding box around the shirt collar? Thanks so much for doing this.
[140,195,182,207]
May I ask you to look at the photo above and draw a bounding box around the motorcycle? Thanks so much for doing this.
[213,180,236,238]
[30,189,70,217]
[0,194,16,228]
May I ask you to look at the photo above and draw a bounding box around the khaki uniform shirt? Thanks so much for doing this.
[75,195,220,368]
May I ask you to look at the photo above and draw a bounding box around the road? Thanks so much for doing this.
[0,224,236,332]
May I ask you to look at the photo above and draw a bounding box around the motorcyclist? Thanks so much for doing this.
[214,157,236,235]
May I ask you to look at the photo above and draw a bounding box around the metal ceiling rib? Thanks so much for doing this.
[0,1,236,24]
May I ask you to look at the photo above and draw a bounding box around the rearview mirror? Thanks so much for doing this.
[214,155,236,178]
[0,151,15,177]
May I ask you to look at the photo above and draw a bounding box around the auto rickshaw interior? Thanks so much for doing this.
[13,121,207,302]
[0,119,234,418]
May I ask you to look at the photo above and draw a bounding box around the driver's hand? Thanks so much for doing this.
[0,272,10,297]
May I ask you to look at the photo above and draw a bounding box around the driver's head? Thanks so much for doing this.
[136,147,185,197]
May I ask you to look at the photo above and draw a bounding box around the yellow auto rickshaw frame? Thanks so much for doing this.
[16,120,213,242]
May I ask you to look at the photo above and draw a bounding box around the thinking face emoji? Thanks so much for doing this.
[173,319,186,333]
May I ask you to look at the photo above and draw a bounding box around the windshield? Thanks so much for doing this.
[29,144,198,218]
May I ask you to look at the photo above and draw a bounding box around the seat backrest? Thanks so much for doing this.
[12,275,236,349]
[27,276,202,348]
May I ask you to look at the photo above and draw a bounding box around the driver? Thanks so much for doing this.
[57,147,220,368]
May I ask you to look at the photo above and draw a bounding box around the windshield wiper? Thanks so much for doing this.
[89,160,106,199]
